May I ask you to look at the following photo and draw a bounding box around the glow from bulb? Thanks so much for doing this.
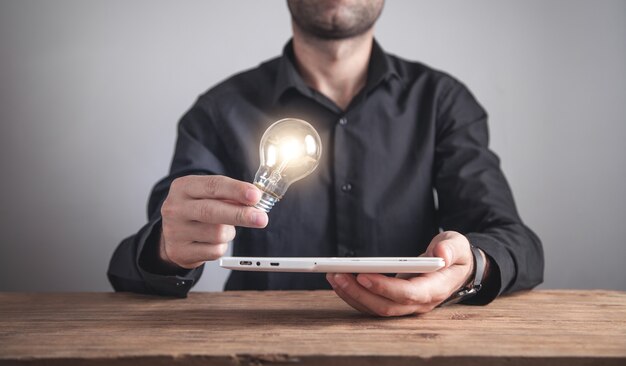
[280,139,302,163]
[304,135,317,155]
[266,145,277,167]
[253,118,322,213]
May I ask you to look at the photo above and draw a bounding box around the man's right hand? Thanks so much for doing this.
[158,175,268,270]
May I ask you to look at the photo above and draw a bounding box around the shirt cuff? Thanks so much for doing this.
[136,218,203,297]
[462,232,516,305]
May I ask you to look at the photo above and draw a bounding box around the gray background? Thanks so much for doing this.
[1,0,624,292]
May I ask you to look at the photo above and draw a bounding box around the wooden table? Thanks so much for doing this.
[0,290,624,365]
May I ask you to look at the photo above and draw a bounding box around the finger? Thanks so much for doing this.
[174,175,262,205]
[433,240,473,268]
[332,273,419,317]
[430,238,474,289]
[184,199,268,228]
[425,232,472,268]
[334,285,377,316]
[356,273,432,306]
[165,222,236,244]
[403,232,475,307]
[404,270,467,306]
[327,273,375,315]
[359,274,440,313]
[171,242,230,268]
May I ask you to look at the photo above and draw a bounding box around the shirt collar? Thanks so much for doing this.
[365,39,400,93]
[272,38,400,104]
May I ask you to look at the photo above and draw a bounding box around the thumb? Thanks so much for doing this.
[431,240,455,269]
[424,231,472,268]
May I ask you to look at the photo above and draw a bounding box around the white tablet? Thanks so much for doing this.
[219,257,445,273]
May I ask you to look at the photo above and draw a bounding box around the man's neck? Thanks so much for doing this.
[291,24,374,111]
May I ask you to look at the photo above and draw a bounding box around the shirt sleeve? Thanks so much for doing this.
[433,78,544,305]
[107,97,227,297]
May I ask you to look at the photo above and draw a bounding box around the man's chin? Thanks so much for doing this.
[300,25,374,41]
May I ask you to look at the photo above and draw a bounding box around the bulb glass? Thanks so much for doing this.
[253,118,322,212]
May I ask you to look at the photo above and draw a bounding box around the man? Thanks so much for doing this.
[108,0,544,316]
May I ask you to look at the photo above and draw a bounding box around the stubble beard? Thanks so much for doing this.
[287,0,384,40]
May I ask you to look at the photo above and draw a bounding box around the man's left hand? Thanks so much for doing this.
[326,231,479,317]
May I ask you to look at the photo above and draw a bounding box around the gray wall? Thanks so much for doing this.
[1,0,624,292]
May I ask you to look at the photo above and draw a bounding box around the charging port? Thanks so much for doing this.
[270,262,280,267]
[239,261,252,266]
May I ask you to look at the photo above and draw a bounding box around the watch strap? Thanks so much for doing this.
[469,244,485,289]
[439,244,485,307]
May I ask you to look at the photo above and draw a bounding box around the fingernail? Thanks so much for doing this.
[358,275,372,289]
[334,274,349,289]
[245,189,258,203]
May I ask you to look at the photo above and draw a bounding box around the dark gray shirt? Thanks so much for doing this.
[108,40,544,304]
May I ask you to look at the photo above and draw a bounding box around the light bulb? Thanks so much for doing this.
[253,118,322,212]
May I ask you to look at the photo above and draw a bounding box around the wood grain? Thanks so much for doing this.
[0,290,625,365]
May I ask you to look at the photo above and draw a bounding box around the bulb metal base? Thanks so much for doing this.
[254,192,279,213]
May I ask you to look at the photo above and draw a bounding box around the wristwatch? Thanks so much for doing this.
[439,244,485,307]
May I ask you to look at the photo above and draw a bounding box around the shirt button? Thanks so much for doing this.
[338,117,348,126]
[341,183,352,192]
